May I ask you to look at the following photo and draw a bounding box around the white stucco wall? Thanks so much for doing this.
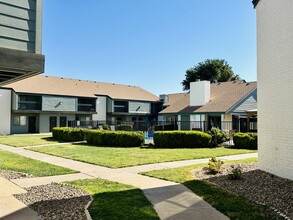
[256,0,293,180]
[0,89,11,134]
[92,96,107,121]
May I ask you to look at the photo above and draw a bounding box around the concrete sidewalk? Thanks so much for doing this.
[0,143,257,220]
[0,177,39,220]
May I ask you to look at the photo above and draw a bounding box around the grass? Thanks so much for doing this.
[29,143,256,168]
[0,134,63,147]
[67,178,159,220]
[142,158,270,220]
[0,150,77,176]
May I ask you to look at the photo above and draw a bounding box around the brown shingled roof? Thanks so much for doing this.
[160,81,257,114]
[4,75,160,102]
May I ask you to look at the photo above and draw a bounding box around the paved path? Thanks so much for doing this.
[0,143,257,220]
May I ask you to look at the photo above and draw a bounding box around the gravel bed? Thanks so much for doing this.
[14,183,91,220]
[0,170,91,220]
[0,170,33,180]
[193,163,293,220]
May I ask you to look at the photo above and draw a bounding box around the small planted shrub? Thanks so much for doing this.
[102,124,111,131]
[85,130,144,147]
[52,127,87,142]
[208,157,224,174]
[233,132,257,150]
[228,165,242,180]
[208,127,230,147]
[153,131,212,148]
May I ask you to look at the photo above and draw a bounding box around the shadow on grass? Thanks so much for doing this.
[15,182,159,220]
[41,137,65,143]
[89,189,159,220]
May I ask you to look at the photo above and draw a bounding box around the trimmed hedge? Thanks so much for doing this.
[85,130,144,147]
[52,127,87,142]
[154,131,212,148]
[233,132,257,150]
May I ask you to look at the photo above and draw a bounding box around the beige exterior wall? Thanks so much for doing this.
[0,89,11,134]
[221,114,232,131]
[256,0,293,180]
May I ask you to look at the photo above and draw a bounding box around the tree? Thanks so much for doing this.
[181,59,241,90]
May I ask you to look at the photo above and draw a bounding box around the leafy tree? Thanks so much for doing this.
[182,59,241,90]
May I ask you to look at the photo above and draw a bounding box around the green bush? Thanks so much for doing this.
[233,132,257,150]
[228,165,242,180]
[85,130,144,147]
[102,124,111,130]
[52,127,87,142]
[116,124,132,131]
[208,127,230,147]
[153,131,211,148]
[208,157,224,174]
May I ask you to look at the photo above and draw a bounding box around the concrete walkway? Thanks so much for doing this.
[0,143,257,220]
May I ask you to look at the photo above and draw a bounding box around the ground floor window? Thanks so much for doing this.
[13,116,26,126]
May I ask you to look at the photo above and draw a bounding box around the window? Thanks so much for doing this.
[18,95,42,110]
[78,98,96,112]
[13,116,26,126]
[114,101,128,112]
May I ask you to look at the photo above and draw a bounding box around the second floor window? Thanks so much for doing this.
[114,101,128,112]
[18,95,42,110]
[78,98,96,112]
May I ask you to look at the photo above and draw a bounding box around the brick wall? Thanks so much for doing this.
[256,0,293,180]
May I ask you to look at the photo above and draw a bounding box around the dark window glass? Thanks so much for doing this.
[18,95,42,110]
[78,98,96,112]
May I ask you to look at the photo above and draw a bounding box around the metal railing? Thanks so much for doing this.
[67,120,257,132]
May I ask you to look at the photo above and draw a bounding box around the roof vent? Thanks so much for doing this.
[246,83,250,86]
[242,79,246,83]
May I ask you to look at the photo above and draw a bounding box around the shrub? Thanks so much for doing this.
[208,127,230,147]
[208,157,224,174]
[233,132,257,150]
[153,131,211,148]
[85,130,144,147]
[52,127,87,142]
[116,124,132,131]
[102,124,111,130]
[228,165,242,180]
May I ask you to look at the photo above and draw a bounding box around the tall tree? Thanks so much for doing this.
[181,59,241,90]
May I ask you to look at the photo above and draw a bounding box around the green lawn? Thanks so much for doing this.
[0,134,62,147]
[0,150,77,176]
[67,178,159,220]
[29,143,256,168]
[141,158,270,220]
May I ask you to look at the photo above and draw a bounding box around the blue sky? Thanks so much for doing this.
[42,0,256,95]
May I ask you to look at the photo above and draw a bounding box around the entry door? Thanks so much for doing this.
[60,116,67,127]
[28,116,37,133]
[208,116,221,130]
[49,116,57,132]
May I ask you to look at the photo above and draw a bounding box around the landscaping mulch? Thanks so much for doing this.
[193,163,293,220]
